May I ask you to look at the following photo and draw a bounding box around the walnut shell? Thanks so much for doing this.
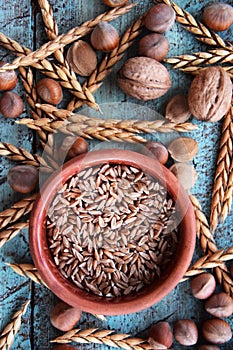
[117,57,172,101]
[188,66,232,122]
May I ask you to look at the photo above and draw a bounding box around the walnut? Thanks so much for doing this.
[117,56,172,101]
[188,66,232,122]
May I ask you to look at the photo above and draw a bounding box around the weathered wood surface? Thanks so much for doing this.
[0,0,233,349]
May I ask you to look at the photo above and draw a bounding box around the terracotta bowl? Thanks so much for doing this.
[29,149,196,315]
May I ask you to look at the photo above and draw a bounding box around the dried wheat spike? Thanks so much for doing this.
[6,262,47,286]
[0,141,54,173]
[210,103,233,233]
[0,222,29,249]
[189,194,233,296]
[0,300,30,350]
[0,33,98,110]
[189,195,216,254]
[0,3,136,71]
[35,103,198,133]
[37,0,99,111]
[165,48,233,69]
[156,0,228,48]
[51,328,154,350]
[221,156,233,221]
[0,194,37,231]
[67,16,144,112]
[183,246,233,282]
[175,65,233,79]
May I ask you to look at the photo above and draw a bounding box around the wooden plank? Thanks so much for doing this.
[0,0,233,349]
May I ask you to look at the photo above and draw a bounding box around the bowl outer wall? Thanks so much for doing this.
[29,149,196,315]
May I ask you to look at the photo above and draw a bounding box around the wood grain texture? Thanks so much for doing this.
[0,0,233,349]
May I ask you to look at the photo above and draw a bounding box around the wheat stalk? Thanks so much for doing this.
[189,194,233,296]
[6,263,47,286]
[0,3,136,72]
[0,194,37,231]
[67,16,144,111]
[51,328,154,349]
[165,48,233,70]
[0,222,29,249]
[0,300,30,350]
[156,0,228,48]
[0,141,53,173]
[210,103,233,233]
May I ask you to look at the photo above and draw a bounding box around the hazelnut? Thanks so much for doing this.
[66,40,97,76]
[117,57,172,101]
[36,78,63,105]
[91,22,120,52]
[0,61,18,91]
[190,273,216,300]
[7,165,39,194]
[168,137,198,162]
[145,4,176,33]
[202,318,232,344]
[188,66,232,122]
[0,91,24,118]
[174,319,198,346]
[148,322,173,348]
[165,94,191,123]
[205,292,233,318]
[169,163,198,190]
[50,301,82,332]
[60,136,88,161]
[103,0,128,7]
[198,346,220,350]
[142,141,168,164]
[138,34,169,62]
[203,3,233,32]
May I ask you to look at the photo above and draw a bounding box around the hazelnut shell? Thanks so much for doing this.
[103,0,128,7]
[205,292,233,317]
[138,33,169,62]
[145,4,176,33]
[148,322,173,348]
[90,22,120,52]
[203,3,233,32]
[174,319,198,346]
[202,318,232,344]
[50,301,82,332]
[0,91,24,118]
[0,61,18,91]
[190,273,216,300]
[66,40,97,76]
[36,78,63,105]
[7,165,39,193]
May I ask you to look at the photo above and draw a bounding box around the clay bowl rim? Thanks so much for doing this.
[29,149,196,315]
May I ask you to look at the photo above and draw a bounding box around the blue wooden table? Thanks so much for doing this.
[0,0,233,349]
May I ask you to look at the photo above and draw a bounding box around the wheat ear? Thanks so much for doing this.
[165,48,233,70]
[183,246,233,280]
[51,328,154,349]
[37,0,99,112]
[0,141,54,173]
[156,0,228,48]
[0,3,136,72]
[0,194,37,231]
[67,16,144,111]
[0,300,30,350]
[0,222,29,249]
[210,103,233,233]
[6,263,47,286]
[190,195,233,296]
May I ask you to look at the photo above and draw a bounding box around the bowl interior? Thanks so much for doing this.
[29,149,196,315]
